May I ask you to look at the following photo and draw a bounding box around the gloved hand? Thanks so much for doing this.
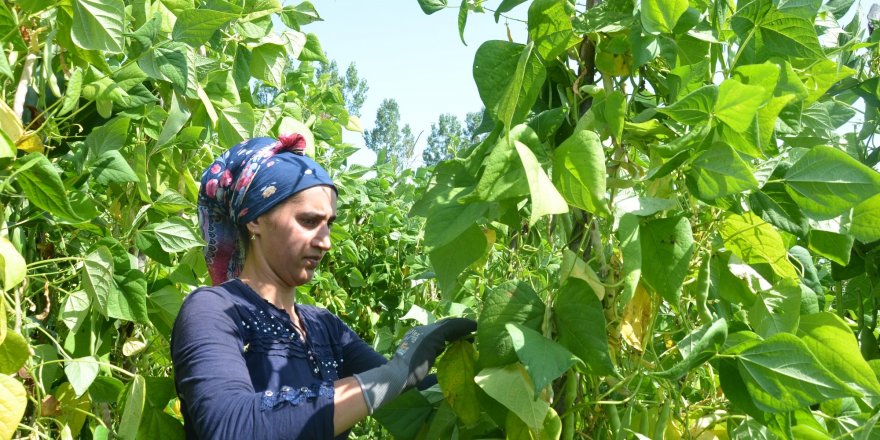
[353,317,477,414]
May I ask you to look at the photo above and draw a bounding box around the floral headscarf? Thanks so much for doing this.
[197,135,336,285]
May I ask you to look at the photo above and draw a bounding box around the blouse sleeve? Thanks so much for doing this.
[171,289,335,440]
[332,315,388,377]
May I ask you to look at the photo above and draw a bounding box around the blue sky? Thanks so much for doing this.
[306,1,878,165]
[308,1,527,164]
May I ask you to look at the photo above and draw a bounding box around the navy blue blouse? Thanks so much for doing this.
[170,279,387,439]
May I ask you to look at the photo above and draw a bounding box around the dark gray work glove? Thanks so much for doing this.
[353,317,477,414]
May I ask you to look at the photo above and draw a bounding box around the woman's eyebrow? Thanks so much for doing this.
[298,211,337,222]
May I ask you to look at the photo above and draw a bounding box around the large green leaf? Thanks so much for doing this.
[639,216,694,303]
[528,0,577,60]
[138,377,185,440]
[65,356,101,397]
[799,60,856,106]
[251,42,288,88]
[851,193,880,243]
[507,323,579,394]
[0,237,25,291]
[655,319,728,379]
[749,184,809,237]
[474,126,533,201]
[118,375,146,440]
[731,0,823,62]
[686,142,759,201]
[807,230,853,266]
[62,290,91,334]
[89,150,138,185]
[640,0,688,34]
[373,390,433,439]
[140,44,190,95]
[720,212,797,281]
[498,42,545,129]
[71,0,125,53]
[732,333,859,412]
[15,154,83,222]
[147,285,184,340]
[784,146,880,217]
[86,117,130,157]
[750,284,801,337]
[554,278,615,376]
[428,225,488,297]
[798,313,880,406]
[494,0,530,20]
[279,2,322,29]
[423,197,488,249]
[157,93,191,146]
[82,246,115,314]
[110,270,150,324]
[714,79,767,132]
[478,281,545,368]
[617,214,641,305]
[473,41,546,128]
[515,141,568,224]
[218,103,256,147]
[436,341,481,425]
[552,129,609,216]
[475,364,550,430]
[172,9,236,46]
[299,33,327,63]
[660,85,717,126]
[0,331,29,375]
[417,0,447,14]
[141,217,204,253]
[0,374,26,440]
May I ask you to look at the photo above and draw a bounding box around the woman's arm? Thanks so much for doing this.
[332,377,369,435]
[173,290,359,439]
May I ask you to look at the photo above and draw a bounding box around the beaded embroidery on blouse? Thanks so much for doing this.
[259,381,335,411]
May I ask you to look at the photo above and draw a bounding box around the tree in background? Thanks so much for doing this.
[463,110,485,143]
[364,98,417,169]
[423,113,465,166]
[316,60,369,117]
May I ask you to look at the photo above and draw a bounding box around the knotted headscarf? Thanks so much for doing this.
[197,135,336,285]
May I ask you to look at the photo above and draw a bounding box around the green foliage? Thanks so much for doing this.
[406,0,880,438]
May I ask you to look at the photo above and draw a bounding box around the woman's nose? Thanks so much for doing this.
[313,228,331,251]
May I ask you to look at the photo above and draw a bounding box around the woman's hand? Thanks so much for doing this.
[352,318,477,414]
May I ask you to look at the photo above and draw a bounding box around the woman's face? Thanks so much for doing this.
[248,185,337,287]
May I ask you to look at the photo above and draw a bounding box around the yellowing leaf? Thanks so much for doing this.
[0,101,22,143]
[345,115,363,133]
[16,132,43,154]
[560,249,605,300]
[0,374,26,440]
[436,341,481,425]
[621,283,652,352]
[0,237,26,291]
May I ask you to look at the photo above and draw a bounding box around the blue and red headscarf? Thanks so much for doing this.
[197,135,336,285]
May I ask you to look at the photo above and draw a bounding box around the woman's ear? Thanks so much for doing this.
[246,219,261,237]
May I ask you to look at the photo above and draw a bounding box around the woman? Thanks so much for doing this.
[170,135,476,439]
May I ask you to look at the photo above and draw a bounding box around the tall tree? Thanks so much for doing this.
[364,98,416,169]
[423,113,465,166]
[463,110,485,143]
[316,60,369,117]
